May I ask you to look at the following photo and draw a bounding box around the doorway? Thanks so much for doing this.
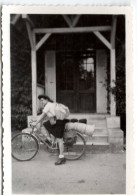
[56,50,96,113]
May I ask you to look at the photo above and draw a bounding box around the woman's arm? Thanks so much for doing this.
[31,112,47,127]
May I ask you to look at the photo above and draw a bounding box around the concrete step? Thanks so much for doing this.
[83,128,109,143]
[69,113,110,119]
[85,144,110,153]
[85,135,108,143]
[76,131,110,153]
[90,136,108,143]
[68,140,110,154]
[68,113,109,129]
[93,128,108,135]
[88,118,107,128]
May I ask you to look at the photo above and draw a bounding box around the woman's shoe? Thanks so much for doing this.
[55,158,66,165]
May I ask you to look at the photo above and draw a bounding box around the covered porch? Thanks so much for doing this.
[11,14,124,151]
[15,14,117,116]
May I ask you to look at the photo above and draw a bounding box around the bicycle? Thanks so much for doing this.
[11,123,86,162]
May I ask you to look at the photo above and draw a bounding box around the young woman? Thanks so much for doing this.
[31,95,67,165]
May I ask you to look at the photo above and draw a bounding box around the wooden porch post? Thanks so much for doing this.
[23,15,37,116]
[110,16,117,116]
[31,32,37,116]
[110,49,116,115]
[31,48,37,116]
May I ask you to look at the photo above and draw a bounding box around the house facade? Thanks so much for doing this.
[11,14,125,151]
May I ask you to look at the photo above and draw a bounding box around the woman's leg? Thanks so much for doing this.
[56,138,64,156]
[55,138,66,165]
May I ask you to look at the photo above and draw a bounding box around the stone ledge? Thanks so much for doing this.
[106,116,120,128]
[108,128,124,152]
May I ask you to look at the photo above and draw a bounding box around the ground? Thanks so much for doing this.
[12,149,126,194]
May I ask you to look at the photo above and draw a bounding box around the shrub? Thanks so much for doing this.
[10,26,32,131]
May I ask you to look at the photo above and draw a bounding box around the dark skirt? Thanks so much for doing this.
[43,120,67,138]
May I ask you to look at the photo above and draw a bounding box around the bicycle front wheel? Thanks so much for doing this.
[64,132,86,160]
[12,133,39,161]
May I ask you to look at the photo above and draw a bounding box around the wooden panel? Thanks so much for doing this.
[79,93,95,113]
[57,92,76,113]
[45,51,56,102]
[96,50,107,113]
[56,51,96,113]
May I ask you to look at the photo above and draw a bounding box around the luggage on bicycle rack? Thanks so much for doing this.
[63,129,77,146]
[65,122,95,136]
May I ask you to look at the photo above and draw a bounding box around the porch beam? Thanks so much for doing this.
[62,15,72,27]
[93,31,111,50]
[11,14,21,25]
[111,16,117,49]
[23,14,35,50]
[33,26,111,34]
[22,14,34,28]
[35,33,51,51]
[72,15,81,27]
[25,21,35,50]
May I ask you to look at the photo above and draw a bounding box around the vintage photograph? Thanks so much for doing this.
[2,6,133,195]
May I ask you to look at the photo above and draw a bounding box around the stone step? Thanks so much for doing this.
[85,144,110,153]
[68,141,110,154]
[67,118,107,129]
[82,128,109,143]
[88,118,107,128]
[68,113,109,129]
[93,128,108,135]
[69,113,110,119]
[85,136,109,144]
[86,141,109,146]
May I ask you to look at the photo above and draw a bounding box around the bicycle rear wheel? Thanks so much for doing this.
[12,133,39,161]
[64,132,86,160]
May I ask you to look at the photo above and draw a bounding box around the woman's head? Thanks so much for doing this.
[38,95,53,106]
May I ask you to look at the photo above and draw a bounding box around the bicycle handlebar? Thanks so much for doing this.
[29,120,37,133]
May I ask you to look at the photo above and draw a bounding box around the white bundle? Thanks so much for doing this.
[65,122,95,136]
[65,122,75,130]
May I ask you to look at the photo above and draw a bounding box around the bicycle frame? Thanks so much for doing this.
[29,126,58,150]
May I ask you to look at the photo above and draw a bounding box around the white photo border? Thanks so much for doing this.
[2,5,133,195]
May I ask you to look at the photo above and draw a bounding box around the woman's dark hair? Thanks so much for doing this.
[38,95,53,103]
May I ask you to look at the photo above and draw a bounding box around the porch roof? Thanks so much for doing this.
[10,14,125,51]
[11,14,112,28]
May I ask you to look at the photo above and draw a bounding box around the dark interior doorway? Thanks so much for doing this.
[56,50,96,113]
